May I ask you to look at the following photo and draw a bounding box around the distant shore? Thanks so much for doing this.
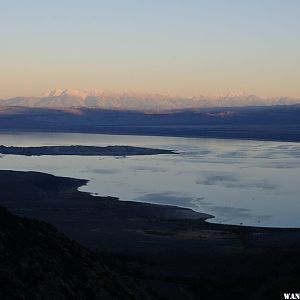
[0,104,300,143]
[0,126,300,143]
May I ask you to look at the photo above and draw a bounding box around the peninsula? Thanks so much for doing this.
[0,145,175,156]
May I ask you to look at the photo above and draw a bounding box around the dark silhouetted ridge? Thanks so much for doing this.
[0,206,153,300]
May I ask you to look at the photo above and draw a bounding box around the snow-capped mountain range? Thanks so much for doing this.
[0,89,299,112]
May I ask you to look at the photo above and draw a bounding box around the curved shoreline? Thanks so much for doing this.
[2,170,300,298]
[1,170,299,245]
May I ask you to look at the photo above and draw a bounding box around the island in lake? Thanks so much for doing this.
[0,145,175,156]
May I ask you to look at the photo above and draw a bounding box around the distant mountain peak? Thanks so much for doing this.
[41,89,90,98]
[1,89,299,111]
[212,91,248,98]
[229,92,252,98]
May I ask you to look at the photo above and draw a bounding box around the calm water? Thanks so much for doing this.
[0,132,300,227]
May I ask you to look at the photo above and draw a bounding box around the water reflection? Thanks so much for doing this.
[0,132,299,227]
[195,171,276,190]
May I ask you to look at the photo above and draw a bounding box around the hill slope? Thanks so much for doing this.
[0,206,152,300]
[0,105,299,142]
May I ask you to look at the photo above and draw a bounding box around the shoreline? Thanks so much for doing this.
[0,128,300,144]
[69,179,300,230]
[1,169,299,244]
[2,170,300,298]
[0,166,298,230]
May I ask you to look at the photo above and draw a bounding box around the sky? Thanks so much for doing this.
[0,0,299,98]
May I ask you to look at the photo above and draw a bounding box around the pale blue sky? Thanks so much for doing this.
[0,0,299,98]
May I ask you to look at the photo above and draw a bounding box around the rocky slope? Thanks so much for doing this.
[0,206,153,300]
[2,170,300,299]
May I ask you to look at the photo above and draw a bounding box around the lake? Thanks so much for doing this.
[0,132,299,227]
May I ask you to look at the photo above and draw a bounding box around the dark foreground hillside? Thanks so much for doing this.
[0,206,152,300]
[1,170,300,299]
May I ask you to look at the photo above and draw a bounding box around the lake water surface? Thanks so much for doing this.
[0,132,300,227]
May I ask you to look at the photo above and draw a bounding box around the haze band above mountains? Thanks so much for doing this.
[1,89,299,112]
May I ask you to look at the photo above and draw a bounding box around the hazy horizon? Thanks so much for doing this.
[1,2,300,298]
[1,88,300,101]
[1,0,299,99]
